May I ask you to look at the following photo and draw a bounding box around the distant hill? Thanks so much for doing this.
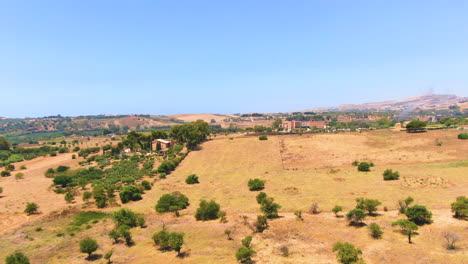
[307,94,468,112]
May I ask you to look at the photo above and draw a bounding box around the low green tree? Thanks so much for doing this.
[65,192,75,203]
[5,252,30,264]
[236,246,255,264]
[357,162,370,172]
[113,208,145,228]
[346,209,366,225]
[392,219,418,243]
[332,242,365,264]
[355,198,381,215]
[185,174,199,184]
[257,194,281,219]
[104,249,113,264]
[332,205,344,217]
[405,205,432,225]
[368,223,383,239]
[195,200,221,221]
[155,192,190,217]
[80,237,99,258]
[451,196,468,219]
[405,120,427,133]
[383,169,399,180]
[82,191,92,203]
[397,196,414,214]
[248,179,265,191]
[254,215,269,233]
[224,229,232,240]
[24,202,39,215]
[119,185,142,204]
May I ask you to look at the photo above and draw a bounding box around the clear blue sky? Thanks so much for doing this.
[1,0,468,117]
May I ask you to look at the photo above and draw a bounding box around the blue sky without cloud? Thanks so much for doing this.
[1,0,467,117]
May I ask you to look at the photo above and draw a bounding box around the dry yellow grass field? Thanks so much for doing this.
[0,130,467,263]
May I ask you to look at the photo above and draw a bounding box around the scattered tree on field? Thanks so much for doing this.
[451,196,468,219]
[24,202,39,215]
[392,219,418,243]
[5,252,30,264]
[368,223,383,239]
[155,192,190,217]
[405,205,432,225]
[346,209,366,226]
[332,205,344,217]
[332,242,365,264]
[80,237,99,258]
[247,178,265,191]
[397,196,414,214]
[383,169,399,180]
[195,200,221,221]
[224,229,232,240]
[355,198,381,216]
[185,174,199,184]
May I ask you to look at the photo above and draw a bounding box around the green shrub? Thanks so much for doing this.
[5,252,30,264]
[56,165,70,172]
[259,135,268,140]
[113,208,145,228]
[332,242,364,264]
[185,174,199,184]
[141,180,152,190]
[383,169,400,180]
[119,185,142,204]
[257,193,281,218]
[451,196,468,219]
[355,197,381,215]
[357,162,371,172]
[1,170,11,177]
[248,179,265,191]
[152,230,185,255]
[5,164,15,171]
[79,237,99,257]
[254,215,269,233]
[24,202,39,215]
[332,205,343,217]
[458,133,468,139]
[405,205,432,225]
[155,192,190,216]
[236,246,255,264]
[53,175,73,187]
[346,209,366,225]
[195,200,221,221]
[368,223,383,239]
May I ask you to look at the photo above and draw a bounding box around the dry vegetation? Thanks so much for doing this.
[0,130,467,263]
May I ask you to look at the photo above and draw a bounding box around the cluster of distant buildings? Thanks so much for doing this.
[279,120,327,131]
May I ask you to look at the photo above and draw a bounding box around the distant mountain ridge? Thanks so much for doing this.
[307,94,468,112]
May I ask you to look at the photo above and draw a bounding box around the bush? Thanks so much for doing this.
[159,173,167,179]
[254,215,269,233]
[185,174,199,184]
[346,209,366,225]
[82,191,92,202]
[451,196,468,219]
[65,192,75,203]
[258,194,281,218]
[458,133,468,139]
[24,202,39,215]
[195,200,221,221]
[236,246,255,264]
[383,169,400,180]
[5,252,30,264]
[256,192,267,204]
[1,170,11,177]
[155,192,190,216]
[406,120,427,133]
[442,231,461,250]
[109,224,132,245]
[141,180,152,190]
[405,205,432,225]
[15,173,24,180]
[357,162,371,172]
[5,164,15,171]
[56,165,70,172]
[113,208,145,228]
[355,197,381,215]
[368,223,383,239]
[259,136,268,140]
[398,196,414,214]
[332,242,364,264]
[80,237,99,257]
[248,179,265,191]
[152,230,185,255]
[19,165,26,170]
[332,205,343,217]
[119,185,142,204]
[53,175,73,187]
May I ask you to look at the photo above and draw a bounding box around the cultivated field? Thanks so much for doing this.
[0,130,467,263]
